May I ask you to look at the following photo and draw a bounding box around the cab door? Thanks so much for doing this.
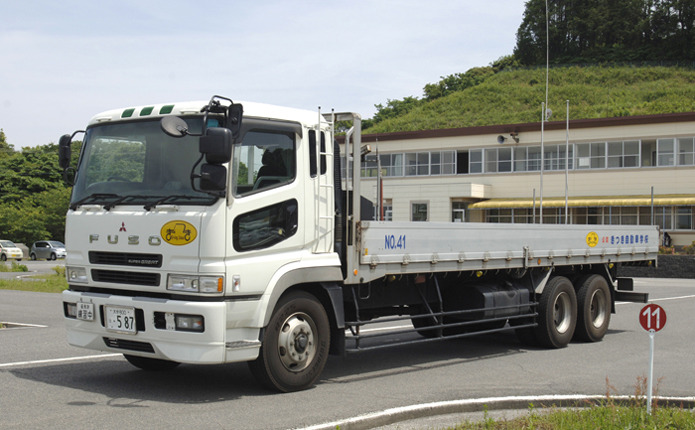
[227,119,304,295]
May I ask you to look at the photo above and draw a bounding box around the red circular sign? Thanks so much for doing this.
[639,304,667,332]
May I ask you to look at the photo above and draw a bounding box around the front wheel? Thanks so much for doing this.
[249,291,330,392]
[574,275,611,342]
[123,354,180,371]
[535,276,577,348]
[30,253,37,261]
[1,254,6,261]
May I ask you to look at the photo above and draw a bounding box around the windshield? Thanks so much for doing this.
[1,240,17,248]
[71,118,219,208]
[48,241,65,247]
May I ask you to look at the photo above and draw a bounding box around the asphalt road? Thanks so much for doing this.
[0,259,64,280]
[1,278,693,430]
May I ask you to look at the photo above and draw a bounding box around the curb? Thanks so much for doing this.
[294,395,695,430]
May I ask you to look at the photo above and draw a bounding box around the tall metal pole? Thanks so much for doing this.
[540,0,550,225]
[565,100,569,224]
[540,102,545,224]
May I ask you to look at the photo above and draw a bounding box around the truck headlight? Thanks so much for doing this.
[175,314,204,332]
[67,266,88,284]
[167,274,223,293]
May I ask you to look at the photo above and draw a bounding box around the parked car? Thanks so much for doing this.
[0,240,23,261]
[30,241,66,260]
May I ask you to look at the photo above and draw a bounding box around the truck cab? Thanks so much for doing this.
[59,97,342,391]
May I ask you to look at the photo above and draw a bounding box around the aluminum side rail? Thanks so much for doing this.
[353,221,658,283]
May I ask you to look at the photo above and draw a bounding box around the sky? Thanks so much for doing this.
[1,1,526,149]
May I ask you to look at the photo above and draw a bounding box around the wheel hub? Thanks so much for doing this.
[553,292,572,334]
[277,312,316,372]
[589,289,607,328]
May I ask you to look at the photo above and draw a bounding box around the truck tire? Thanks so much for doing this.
[410,305,441,338]
[535,276,576,348]
[123,354,180,371]
[249,291,330,392]
[573,275,611,342]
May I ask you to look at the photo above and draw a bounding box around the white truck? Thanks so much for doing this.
[58,96,657,392]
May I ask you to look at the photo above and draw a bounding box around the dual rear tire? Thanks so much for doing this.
[518,274,611,348]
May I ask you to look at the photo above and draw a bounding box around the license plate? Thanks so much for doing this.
[76,302,94,321]
[105,306,137,334]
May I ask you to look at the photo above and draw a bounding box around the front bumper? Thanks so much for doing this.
[62,290,262,364]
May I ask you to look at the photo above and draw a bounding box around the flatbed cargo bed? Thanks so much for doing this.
[352,221,659,283]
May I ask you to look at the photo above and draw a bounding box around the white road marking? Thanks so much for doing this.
[0,353,121,369]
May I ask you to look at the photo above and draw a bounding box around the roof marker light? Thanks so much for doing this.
[140,106,154,116]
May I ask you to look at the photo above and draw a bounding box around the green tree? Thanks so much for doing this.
[0,129,14,159]
[0,146,64,204]
[513,0,693,65]
[0,134,72,244]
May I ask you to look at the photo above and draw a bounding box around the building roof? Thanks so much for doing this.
[360,112,695,143]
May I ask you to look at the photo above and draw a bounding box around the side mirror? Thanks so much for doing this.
[161,116,190,137]
[227,103,243,138]
[58,134,72,169]
[199,164,227,194]
[200,127,233,164]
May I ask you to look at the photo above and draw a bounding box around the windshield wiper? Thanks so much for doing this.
[144,195,216,211]
[103,195,155,211]
[70,193,119,210]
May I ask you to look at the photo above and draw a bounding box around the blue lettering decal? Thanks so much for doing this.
[385,234,407,250]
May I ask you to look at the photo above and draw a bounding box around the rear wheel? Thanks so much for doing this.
[249,291,330,392]
[535,276,577,348]
[574,275,611,342]
[123,354,180,371]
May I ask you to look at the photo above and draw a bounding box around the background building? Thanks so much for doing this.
[349,112,695,247]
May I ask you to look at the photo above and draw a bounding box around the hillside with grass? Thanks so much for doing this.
[364,65,695,133]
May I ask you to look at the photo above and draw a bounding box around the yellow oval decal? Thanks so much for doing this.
[586,231,599,248]
[161,220,197,246]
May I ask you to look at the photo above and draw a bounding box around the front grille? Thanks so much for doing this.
[103,337,155,353]
[89,251,162,268]
[92,269,160,286]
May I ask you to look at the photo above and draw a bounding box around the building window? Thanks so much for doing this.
[411,202,428,221]
[678,137,695,166]
[452,201,468,222]
[469,149,483,173]
[486,209,512,223]
[431,151,455,175]
[406,152,429,176]
[456,151,469,174]
[607,141,639,168]
[641,139,657,166]
[676,207,693,230]
[361,154,379,177]
[382,200,393,221]
[657,138,676,166]
[385,153,404,176]
[576,142,605,169]
[526,146,542,171]
[484,148,498,173]
[540,208,564,224]
[373,199,392,221]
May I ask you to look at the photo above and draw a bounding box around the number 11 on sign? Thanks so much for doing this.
[639,303,667,415]
[640,304,666,332]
